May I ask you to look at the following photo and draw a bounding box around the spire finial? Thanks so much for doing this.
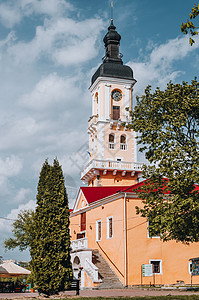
[111,1,113,23]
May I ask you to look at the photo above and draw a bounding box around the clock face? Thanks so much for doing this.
[112,90,122,101]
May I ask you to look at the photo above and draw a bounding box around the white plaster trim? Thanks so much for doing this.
[92,93,95,116]
[73,189,89,213]
[97,123,104,159]
[105,84,111,120]
[98,87,101,120]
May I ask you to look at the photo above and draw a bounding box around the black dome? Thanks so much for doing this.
[103,22,121,47]
[91,62,134,85]
[91,20,135,85]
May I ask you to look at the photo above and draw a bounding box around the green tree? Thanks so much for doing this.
[4,158,72,295]
[131,79,199,243]
[4,210,34,251]
[31,159,72,295]
[181,4,199,45]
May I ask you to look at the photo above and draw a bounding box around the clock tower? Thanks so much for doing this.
[81,20,143,186]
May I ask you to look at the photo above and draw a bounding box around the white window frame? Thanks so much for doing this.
[107,216,113,239]
[189,261,192,274]
[96,220,102,241]
[149,259,162,275]
[147,221,160,239]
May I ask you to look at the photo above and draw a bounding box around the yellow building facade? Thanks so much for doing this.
[70,20,199,289]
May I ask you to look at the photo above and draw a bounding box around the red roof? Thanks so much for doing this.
[81,186,131,204]
[123,179,199,194]
[79,180,199,206]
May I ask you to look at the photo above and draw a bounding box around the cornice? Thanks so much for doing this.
[89,76,136,93]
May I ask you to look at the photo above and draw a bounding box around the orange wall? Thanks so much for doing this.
[70,194,199,286]
[126,197,199,285]
[70,198,125,284]
[88,170,138,187]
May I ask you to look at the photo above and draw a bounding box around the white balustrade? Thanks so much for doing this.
[109,142,115,149]
[81,159,143,180]
[71,238,88,251]
[120,143,127,150]
[85,259,99,282]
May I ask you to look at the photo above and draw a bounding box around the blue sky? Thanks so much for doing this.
[0,0,198,261]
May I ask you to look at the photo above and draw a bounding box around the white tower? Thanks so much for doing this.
[81,21,143,186]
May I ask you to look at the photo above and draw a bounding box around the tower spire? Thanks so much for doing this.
[111,1,113,23]
[103,3,122,63]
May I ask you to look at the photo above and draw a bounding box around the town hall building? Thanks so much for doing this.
[69,19,199,289]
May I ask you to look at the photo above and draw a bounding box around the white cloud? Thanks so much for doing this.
[13,188,32,204]
[0,156,23,178]
[0,3,22,28]
[0,117,49,151]
[128,35,199,95]
[0,156,23,198]
[20,73,81,110]
[7,17,104,66]
[0,199,36,233]
[0,0,74,28]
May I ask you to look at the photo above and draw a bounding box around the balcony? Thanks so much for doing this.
[71,237,88,251]
[81,159,143,182]
[88,115,98,127]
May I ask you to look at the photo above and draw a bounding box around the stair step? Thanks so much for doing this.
[92,249,123,289]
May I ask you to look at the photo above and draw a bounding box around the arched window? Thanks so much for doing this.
[95,92,98,103]
[120,134,127,150]
[95,92,98,116]
[109,134,115,149]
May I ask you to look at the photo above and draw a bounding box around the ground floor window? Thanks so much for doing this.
[149,260,162,274]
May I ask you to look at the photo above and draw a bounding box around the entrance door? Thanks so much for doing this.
[113,106,120,120]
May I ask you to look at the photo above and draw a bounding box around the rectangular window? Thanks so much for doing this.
[107,217,113,239]
[80,212,86,232]
[149,260,162,274]
[147,221,160,238]
[96,220,101,241]
[113,106,120,120]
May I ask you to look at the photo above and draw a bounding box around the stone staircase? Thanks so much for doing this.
[92,249,123,289]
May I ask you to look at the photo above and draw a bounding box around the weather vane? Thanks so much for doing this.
[111,1,113,22]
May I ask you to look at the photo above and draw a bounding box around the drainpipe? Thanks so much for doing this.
[124,192,127,287]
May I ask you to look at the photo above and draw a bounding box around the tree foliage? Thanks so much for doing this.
[31,159,72,295]
[131,79,199,243]
[4,158,72,295]
[4,210,34,251]
[181,3,199,45]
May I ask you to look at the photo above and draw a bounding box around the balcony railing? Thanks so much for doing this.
[81,159,143,180]
[71,237,88,251]
[109,142,115,149]
[120,143,127,150]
